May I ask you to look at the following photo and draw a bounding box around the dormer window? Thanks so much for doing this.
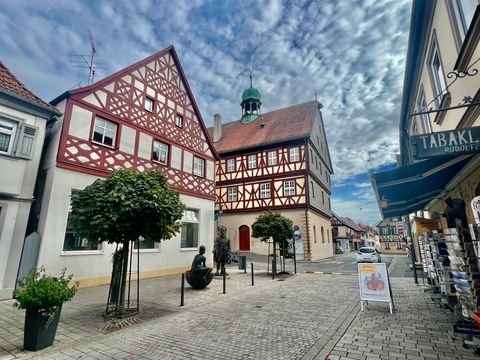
[144,97,154,112]
[176,114,183,128]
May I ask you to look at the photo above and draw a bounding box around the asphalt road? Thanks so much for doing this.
[243,252,415,277]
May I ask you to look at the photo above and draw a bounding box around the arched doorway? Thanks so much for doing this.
[239,225,250,251]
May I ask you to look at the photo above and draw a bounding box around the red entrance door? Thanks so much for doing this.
[239,225,250,251]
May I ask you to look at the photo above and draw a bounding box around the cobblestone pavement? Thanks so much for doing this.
[0,266,478,360]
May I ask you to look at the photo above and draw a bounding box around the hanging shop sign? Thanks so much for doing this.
[358,263,394,314]
[410,126,480,160]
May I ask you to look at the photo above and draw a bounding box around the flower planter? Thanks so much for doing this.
[23,306,62,351]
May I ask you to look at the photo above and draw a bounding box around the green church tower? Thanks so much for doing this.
[240,72,262,124]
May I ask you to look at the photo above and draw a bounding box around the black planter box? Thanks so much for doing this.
[24,306,61,351]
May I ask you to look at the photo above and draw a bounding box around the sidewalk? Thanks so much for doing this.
[0,265,478,359]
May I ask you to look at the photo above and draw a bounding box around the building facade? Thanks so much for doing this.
[0,61,60,299]
[210,85,334,260]
[331,213,364,253]
[375,218,407,254]
[31,46,217,288]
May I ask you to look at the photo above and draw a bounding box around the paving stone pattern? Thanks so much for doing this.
[0,266,478,360]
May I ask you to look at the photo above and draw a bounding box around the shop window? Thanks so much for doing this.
[92,117,117,147]
[181,209,199,248]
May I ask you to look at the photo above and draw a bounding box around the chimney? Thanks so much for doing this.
[213,114,222,142]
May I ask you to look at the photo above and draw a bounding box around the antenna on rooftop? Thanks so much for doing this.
[68,30,106,85]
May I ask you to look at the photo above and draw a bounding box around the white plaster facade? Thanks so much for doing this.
[0,69,60,299]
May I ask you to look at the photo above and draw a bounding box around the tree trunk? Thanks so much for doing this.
[118,240,130,317]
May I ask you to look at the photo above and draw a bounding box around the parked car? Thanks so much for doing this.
[357,247,381,263]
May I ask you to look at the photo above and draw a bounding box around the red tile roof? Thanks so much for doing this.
[0,61,60,114]
[208,101,319,154]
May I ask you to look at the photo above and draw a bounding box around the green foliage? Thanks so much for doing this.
[251,211,294,246]
[69,169,185,244]
[14,267,79,316]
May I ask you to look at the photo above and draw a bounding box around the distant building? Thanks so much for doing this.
[374,218,406,255]
[0,61,60,299]
[209,83,334,260]
[331,213,364,252]
[30,46,217,288]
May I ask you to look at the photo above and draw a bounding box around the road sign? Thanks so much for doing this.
[293,230,301,239]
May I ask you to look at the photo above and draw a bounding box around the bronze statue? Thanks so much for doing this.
[185,245,213,289]
[214,226,231,276]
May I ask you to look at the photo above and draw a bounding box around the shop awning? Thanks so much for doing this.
[370,156,473,219]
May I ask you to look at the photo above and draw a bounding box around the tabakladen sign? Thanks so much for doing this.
[410,126,480,160]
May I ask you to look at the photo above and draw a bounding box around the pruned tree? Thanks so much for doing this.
[69,169,185,316]
[251,211,293,278]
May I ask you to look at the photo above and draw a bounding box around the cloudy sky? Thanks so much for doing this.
[1,0,411,225]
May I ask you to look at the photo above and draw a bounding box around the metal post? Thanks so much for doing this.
[251,263,254,286]
[293,237,297,274]
[244,258,247,274]
[223,271,226,294]
[404,215,418,285]
[272,241,276,280]
[180,273,185,306]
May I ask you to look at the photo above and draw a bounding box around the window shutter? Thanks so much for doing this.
[15,124,38,159]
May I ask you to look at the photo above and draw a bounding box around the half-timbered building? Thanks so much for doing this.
[210,85,334,260]
[32,46,217,287]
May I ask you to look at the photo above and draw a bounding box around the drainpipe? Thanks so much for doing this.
[304,137,311,260]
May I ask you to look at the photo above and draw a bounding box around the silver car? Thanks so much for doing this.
[357,247,381,263]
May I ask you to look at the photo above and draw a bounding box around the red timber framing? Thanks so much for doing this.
[215,142,307,212]
[54,46,217,200]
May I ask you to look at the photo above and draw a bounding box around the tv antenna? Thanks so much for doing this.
[69,30,105,85]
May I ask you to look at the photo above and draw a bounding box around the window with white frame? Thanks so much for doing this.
[193,156,205,177]
[144,97,154,112]
[429,41,447,101]
[283,180,296,196]
[248,154,257,169]
[92,117,117,147]
[227,158,235,172]
[260,183,270,198]
[453,0,477,41]
[267,151,277,166]
[63,191,102,252]
[289,147,300,162]
[417,91,432,133]
[181,209,199,248]
[228,187,237,202]
[153,140,169,164]
[0,119,17,154]
[133,236,159,250]
[176,114,183,128]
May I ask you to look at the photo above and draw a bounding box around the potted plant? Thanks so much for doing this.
[13,267,79,351]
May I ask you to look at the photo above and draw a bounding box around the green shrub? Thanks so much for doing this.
[14,267,79,316]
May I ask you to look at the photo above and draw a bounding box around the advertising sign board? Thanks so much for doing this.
[358,263,393,313]
[410,126,480,160]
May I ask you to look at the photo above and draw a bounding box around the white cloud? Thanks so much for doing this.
[0,0,411,225]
